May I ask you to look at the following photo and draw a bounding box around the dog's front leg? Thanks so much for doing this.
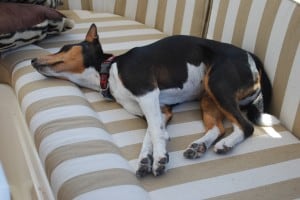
[136,89,169,177]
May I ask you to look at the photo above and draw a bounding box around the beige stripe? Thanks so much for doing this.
[293,103,300,138]
[155,0,167,32]
[101,34,165,44]
[271,6,300,117]
[173,0,186,35]
[80,0,92,10]
[209,177,300,200]
[104,109,202,134]
[253,0,281,60]
[105,118,146,133]
[34,116,104,150]
[25,96,91,125]
[45,140,120,178]
[169,110,202,124]
[0,64,10,84]
[140,143,300,191]
[231,0,252,46]
[191,0,209,37]
[17,79,74,103]
[213,0,229,41]
[57,169,140,200]
[136,0,148,24]
[1,50,48,78]
[39,34,165,50]
[11,65,35,88]
[91,101,122,112]
[114,0,126,16]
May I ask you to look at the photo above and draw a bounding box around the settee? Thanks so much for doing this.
[0,0,299,199]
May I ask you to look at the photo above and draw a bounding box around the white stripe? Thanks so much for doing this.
[12,60,32,77]
[242,0,267,52]
[67,0,82,9]
[43,29,162,43]
[163,0,177,35]
[150,158,300,200]
[14,72,45,96]
[30,105,98,133]
[181,0,196,35]
[74,20,141,29]
[221,0,241,43]
[74,185,150,200]
[83,91,105,103]
[46,39,159,53]
[39,127,113,163]
[125,0,138,20]
[92,0,116,13]
[73,10,116,19]
[145,0,159,27]
[97,108,137,123]
[206,0,220,39]
[264,0,296,83]
[21,86,84,112]
[130,130,299,170]
[280,44,300,130]
[51,154,133,197]
[113,121,205,148]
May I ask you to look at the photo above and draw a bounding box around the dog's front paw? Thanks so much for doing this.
[136,154,153,178]
[183,143,207,159]
[152,153,169,176]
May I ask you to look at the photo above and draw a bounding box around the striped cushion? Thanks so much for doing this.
[58,0,210,36]
[0,8,300,200]
[206,0,300,137]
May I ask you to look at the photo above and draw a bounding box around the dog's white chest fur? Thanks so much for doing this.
[108,63,205,116]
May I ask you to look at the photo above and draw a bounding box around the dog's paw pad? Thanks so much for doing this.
[153,154,169,176]
[183,143,207,159]
[136,155,153,178]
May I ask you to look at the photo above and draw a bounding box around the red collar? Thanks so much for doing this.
[100,56,115,100]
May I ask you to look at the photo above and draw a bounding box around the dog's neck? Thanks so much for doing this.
[99,55,115,100]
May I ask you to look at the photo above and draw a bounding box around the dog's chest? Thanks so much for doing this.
[109,63,205,108]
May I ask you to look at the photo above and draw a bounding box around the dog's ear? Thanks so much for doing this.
[85,23,99,42]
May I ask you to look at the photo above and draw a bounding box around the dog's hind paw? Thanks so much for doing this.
[183,143,207,159]
[136,154,153,178]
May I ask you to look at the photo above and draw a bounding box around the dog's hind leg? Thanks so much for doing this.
[184,93,225,159]
[136,89,169,177]
[204,68,255,154]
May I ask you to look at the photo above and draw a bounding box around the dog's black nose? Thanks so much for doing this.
[31,58,37,66]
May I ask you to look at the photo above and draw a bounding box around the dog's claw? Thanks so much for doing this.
[184,143,207,159]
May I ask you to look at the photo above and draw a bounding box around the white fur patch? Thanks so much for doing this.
[108,63,143,116]
[159,63,205,105]
[214,124,244,152]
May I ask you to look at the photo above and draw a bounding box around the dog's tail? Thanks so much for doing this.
[245,53,278,127]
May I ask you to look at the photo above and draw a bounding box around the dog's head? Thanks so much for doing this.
[31,24,112,91]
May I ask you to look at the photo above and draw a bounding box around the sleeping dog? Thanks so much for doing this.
[32,24,272,177]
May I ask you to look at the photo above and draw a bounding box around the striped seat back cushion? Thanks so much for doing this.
[206,0,300,137]
[58,0,210,36]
